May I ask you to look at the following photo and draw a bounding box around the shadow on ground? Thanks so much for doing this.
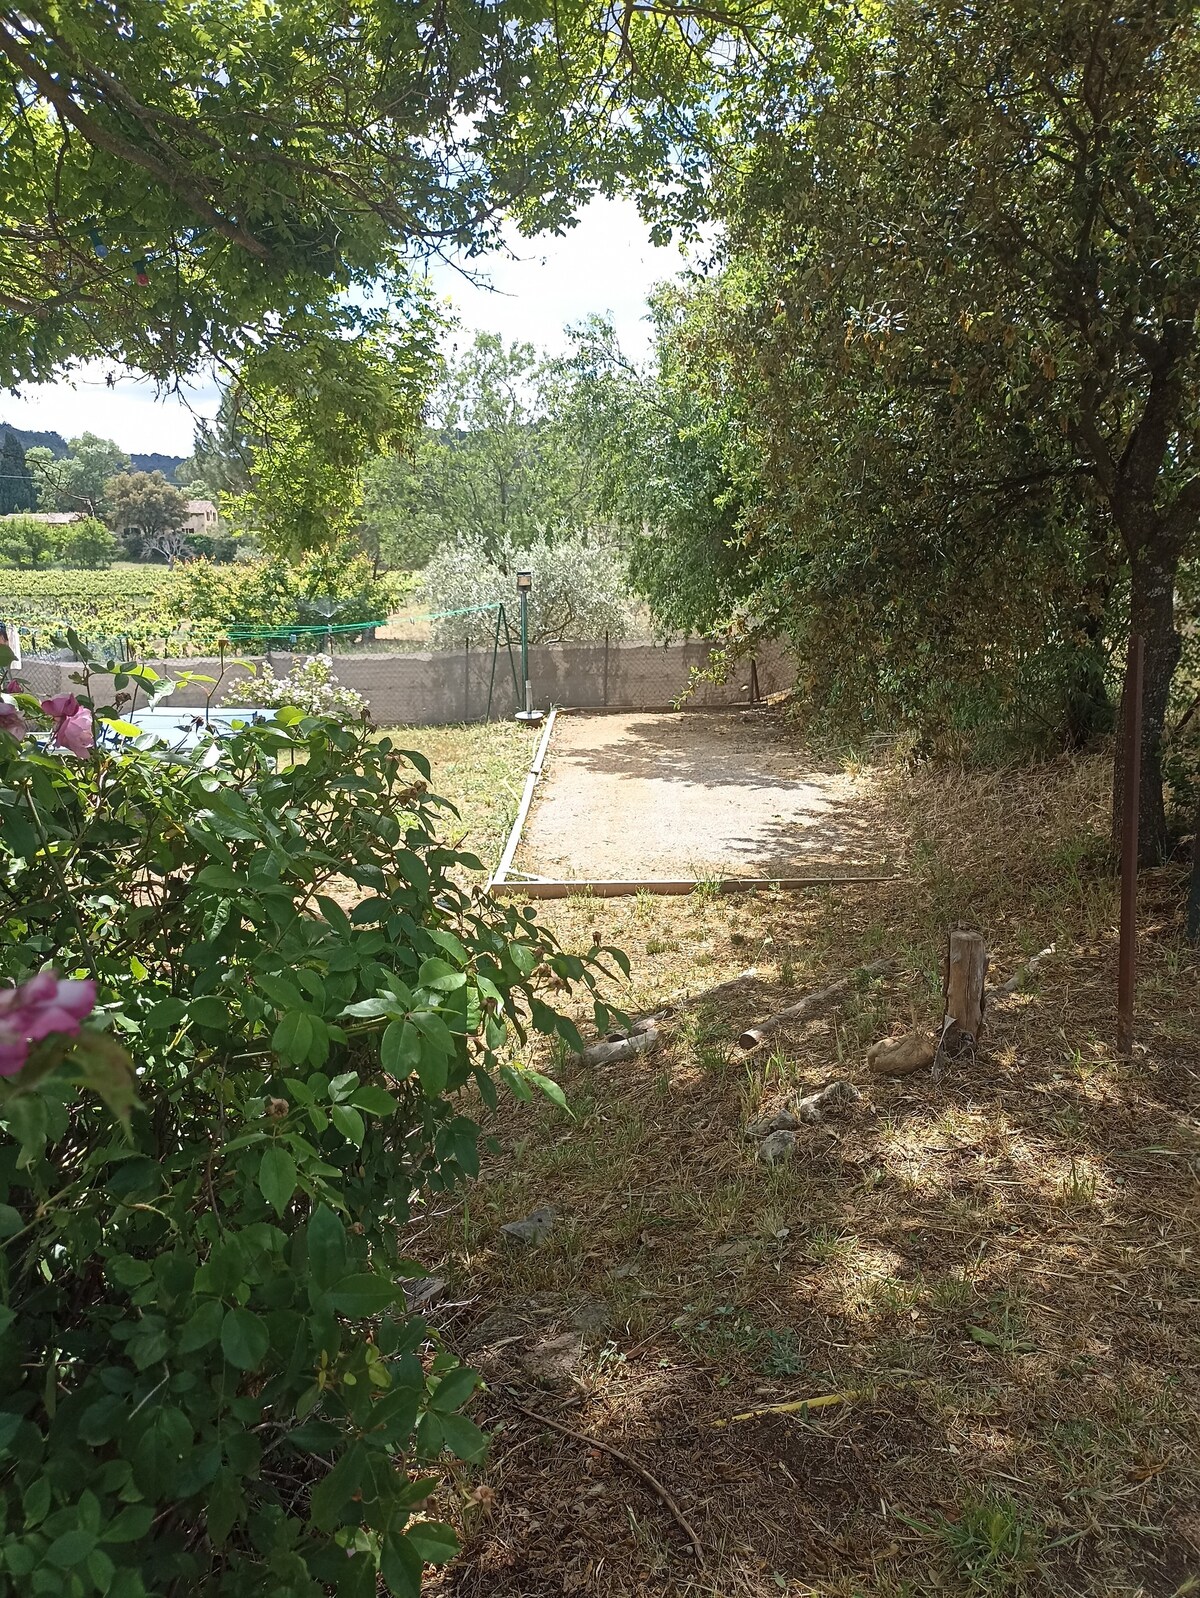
[424,754,1200,1598]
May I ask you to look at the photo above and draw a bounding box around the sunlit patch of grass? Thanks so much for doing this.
[379,719,531,870]
[902,1493,1042,1593]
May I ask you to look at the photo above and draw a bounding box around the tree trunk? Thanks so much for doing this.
[1113,548,1182,865]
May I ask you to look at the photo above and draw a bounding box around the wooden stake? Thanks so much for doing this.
[940,930,988,1060]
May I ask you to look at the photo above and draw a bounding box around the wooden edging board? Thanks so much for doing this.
[490,875,901,900]
[487,707,558,894]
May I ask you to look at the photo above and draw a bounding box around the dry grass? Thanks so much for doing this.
[410,743,1199,1598]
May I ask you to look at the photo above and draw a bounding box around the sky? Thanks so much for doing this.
[0,197,687,459]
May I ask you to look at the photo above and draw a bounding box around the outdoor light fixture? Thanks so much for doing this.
[514,570,541,722]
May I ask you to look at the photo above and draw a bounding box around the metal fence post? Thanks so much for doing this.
[603,630,609,707]
[464,634,471,722]
[1117,634,1144,1056]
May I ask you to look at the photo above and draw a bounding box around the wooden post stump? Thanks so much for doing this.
[940,930,988,1061]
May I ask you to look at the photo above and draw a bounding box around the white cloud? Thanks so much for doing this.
[2,197,687,456]
[426,195,687,358]
[2,365,219,458]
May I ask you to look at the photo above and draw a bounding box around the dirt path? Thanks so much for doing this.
[516,710,897,881]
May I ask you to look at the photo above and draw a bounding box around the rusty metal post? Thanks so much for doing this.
[1117,634,1144,1056]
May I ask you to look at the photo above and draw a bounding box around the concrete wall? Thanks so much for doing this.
[23,637,796,726]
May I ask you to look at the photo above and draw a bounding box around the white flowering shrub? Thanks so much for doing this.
[225,654,368,721]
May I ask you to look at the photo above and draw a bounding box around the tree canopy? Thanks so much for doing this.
[357,333,606,569]
[586,0,1200,856]
[0,0,761,386]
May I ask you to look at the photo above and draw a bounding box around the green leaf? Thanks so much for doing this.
[381,1018,422,1075]
[380,1528,424,1598]
[330,1104,365,1146]
[189,994,230,1028]
[968,1326,1002,1347]
[101,1504,154,1545]
[351,1084,398,1116]
[143,997,188,1032]
[418,957,466,991]
[258,1146,297,1217]
[306,1205,348,1292]
[330,1274,399,1318]
[437,1411,489,1464]
[0,1204,23,1240]
[178,1298,225,1353]
[221,1308,270,1370]
[257,973,304,1011]
[46,1528,97,1569]
[525,1068,571,1114]
[405,1521,458,1565]
[430,1365,477,1413]
[272,1010,315,1065]
[309,1443,364,1532]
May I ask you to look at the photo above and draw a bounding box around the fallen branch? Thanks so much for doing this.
[508,1398,704,1562]
[738,960,892,1052]
[579,1022,659,1066]
[711,1390,860,1427]
[987,944,1057,999]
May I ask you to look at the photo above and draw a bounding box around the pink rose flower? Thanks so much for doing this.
[39,693,94,758]
[0,971,97,1076]
[0,698,26,740]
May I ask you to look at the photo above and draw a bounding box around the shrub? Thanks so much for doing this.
[0,641,624,1594]
[0,515,57,570]
[171,543,402,638]
[52,516,120,570]
[227,654,369,722]
[420,532,634,649]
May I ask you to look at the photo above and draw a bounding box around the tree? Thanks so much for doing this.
[52,516,120,569]
[0,433,37,514]
[665,0,1200,858]
[0,0,759,509]
[562,308,755,638]
[57,435,132,515]
[102,470,189,564]
[357,333,608,570]
[355,450,444,572]
[0,515,55,568]
[23,445,63,510]
[421,531,634,646]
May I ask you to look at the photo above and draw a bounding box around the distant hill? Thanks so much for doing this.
[0,422,185,478]
[130,451,187,476]
[0,422,70,458]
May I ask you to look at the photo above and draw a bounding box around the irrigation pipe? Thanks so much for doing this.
[488,707,558,893]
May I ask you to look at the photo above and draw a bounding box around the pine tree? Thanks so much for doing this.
[0,433,38,515]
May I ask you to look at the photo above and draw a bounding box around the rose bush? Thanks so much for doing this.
[0,639,625,1595]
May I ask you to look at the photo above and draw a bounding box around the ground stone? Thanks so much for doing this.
[501,1205,556,1244]
[757,1129,798,1165]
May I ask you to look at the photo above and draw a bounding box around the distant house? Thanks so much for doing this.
[184,499,218,535]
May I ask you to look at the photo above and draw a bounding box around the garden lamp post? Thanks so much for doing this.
[514,570,540,721]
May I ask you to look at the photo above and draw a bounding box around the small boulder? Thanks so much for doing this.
[868,1031,935,1076]
[501,1206,557,1244]
[758,1129,798,1166]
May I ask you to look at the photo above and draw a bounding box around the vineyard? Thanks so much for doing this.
[2,554,402,658]
[0,566,216,657]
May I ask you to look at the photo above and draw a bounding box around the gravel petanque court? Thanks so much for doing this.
[514,710,897,883]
